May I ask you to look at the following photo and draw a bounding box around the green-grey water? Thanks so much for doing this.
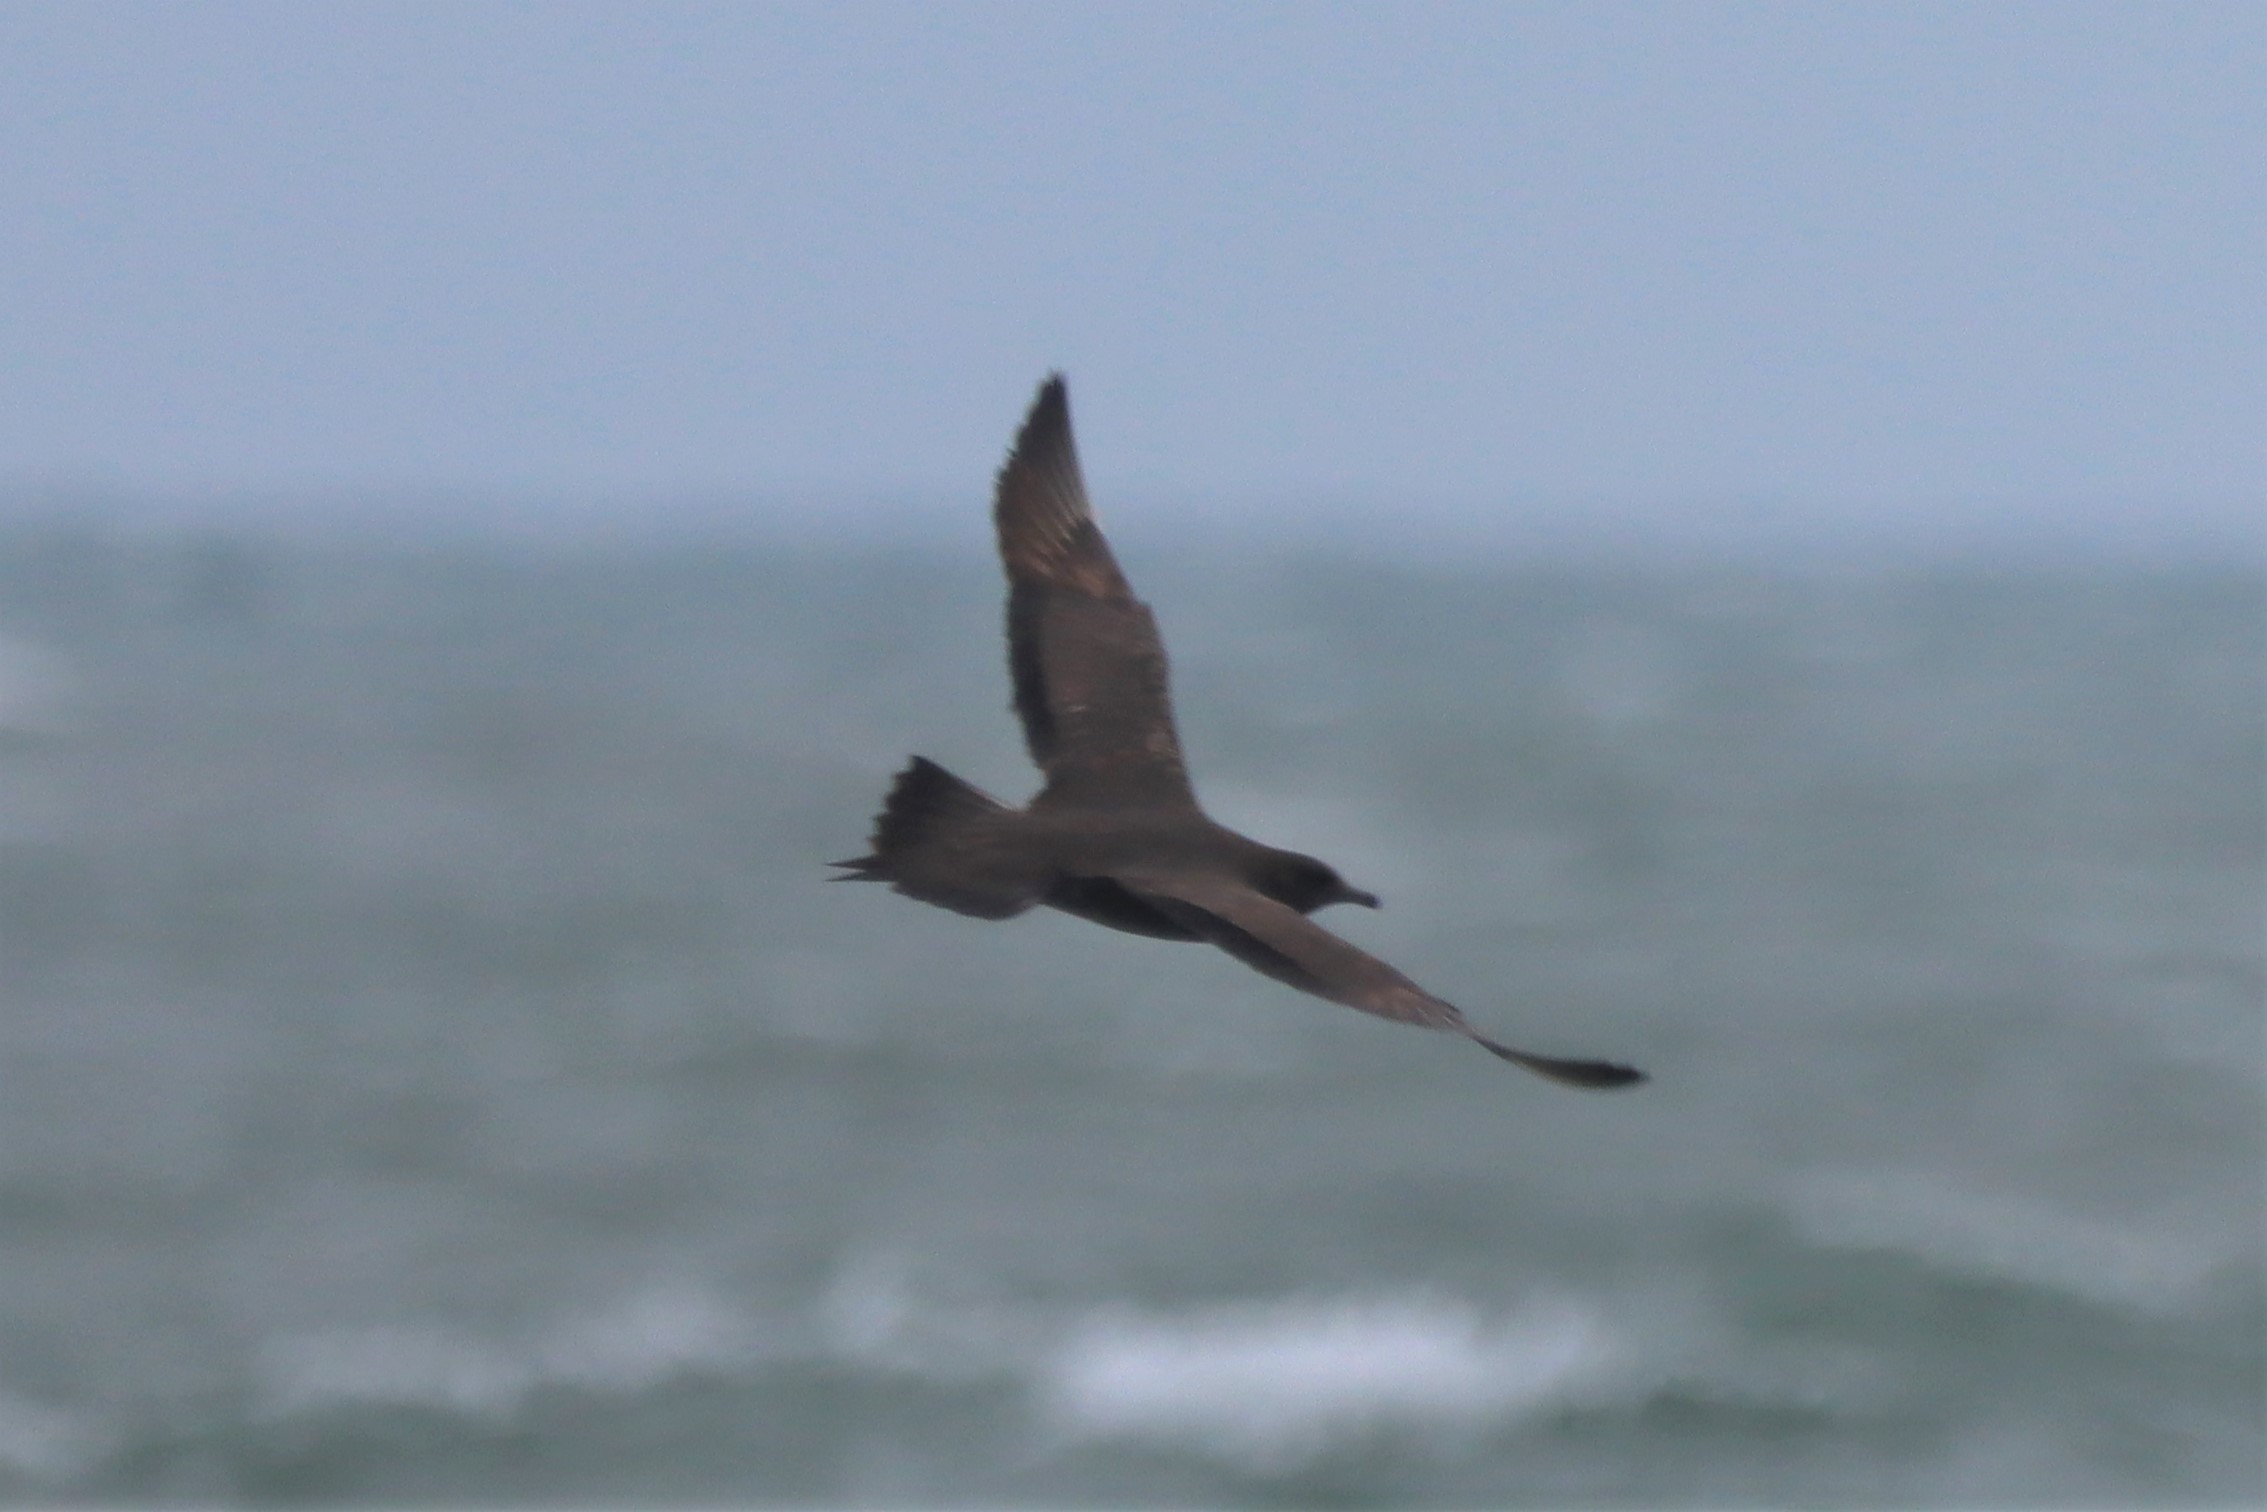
[0,524,2258,1505]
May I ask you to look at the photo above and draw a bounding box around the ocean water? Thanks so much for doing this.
[0,523,2258,1506]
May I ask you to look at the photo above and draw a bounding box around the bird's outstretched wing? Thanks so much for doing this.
[1125,872,1647,1090]
[994,375,1195,810]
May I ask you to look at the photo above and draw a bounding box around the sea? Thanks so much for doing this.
[0,516,2258,1507]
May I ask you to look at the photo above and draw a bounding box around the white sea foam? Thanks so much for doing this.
[823,1261,1628,1468]
[1792,1169,2236,1311]
[1036,1291,1617,1470]
[531,1283,762,1391]
[816,1256,1917,1471]
[260,1324,529,1418]
[258,1281,763,1420]
[819,1257,1040,1380]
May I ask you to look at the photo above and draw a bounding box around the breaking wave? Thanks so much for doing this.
[257,1282,768,1419]
[1789,1168,2244,1313]
[1036,1291,1616,1470]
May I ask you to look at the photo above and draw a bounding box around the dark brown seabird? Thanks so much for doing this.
[834,376,1646,1090]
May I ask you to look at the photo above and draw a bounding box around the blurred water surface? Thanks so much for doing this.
[0,524,2258,1505]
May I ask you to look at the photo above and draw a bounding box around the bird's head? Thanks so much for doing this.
[1255,849,1381,914]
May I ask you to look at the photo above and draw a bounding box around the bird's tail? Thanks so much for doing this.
[831,756,1009,882]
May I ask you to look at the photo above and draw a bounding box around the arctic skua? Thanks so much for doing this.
[834,376,1645,1090]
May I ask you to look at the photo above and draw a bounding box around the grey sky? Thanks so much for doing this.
[3,1,2260,547]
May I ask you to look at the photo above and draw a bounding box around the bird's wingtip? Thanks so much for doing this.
[1478,1038,1650,1090]
[1022,373,1070,433]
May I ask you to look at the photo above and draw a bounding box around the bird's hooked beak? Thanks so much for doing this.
[1345,886,1382,910]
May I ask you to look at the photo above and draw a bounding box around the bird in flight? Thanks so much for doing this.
[834,376,1645,1089]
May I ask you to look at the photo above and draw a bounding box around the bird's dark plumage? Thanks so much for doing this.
[834,375,1646,1091]
[995,377,1194,809]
